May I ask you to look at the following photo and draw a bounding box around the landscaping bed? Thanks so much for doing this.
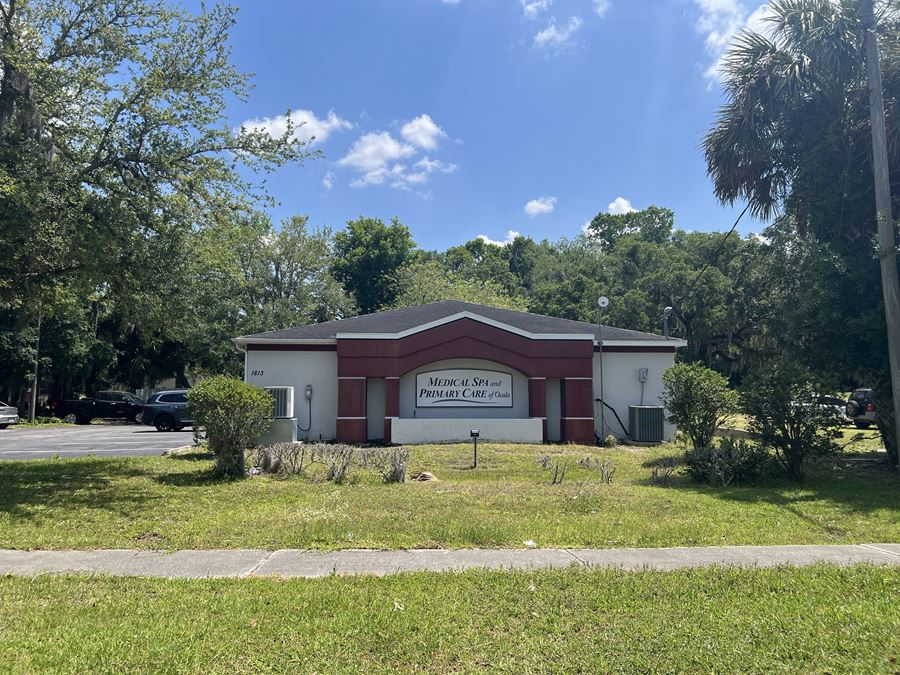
[0,443,897,550]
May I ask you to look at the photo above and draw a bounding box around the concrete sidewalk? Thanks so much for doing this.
[0,544,898,579]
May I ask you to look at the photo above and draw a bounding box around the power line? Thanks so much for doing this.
[673,202,751,310]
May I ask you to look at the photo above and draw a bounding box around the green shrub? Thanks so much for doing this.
[187,376,273,478]
[741,363,842,481]
[684,438,770,486]
[661,362,738,450]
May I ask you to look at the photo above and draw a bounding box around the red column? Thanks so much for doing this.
[528,377,548,442]
[383,377,400,444]
[561,378,594,443]
[336,377,366,442]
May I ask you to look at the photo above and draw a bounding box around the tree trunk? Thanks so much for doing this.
[786,450,805,482]
[215,446,245,479]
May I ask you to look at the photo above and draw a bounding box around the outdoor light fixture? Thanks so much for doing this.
[663,306,673,340]
[470,429,480,468]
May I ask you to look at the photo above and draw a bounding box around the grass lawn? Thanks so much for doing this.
[0,443,897,550]
[0,565,897,672]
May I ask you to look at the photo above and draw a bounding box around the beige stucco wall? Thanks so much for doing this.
[592,350,677,441]
[244,349,339,441]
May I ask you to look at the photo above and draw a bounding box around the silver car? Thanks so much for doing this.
[0,401,20,429]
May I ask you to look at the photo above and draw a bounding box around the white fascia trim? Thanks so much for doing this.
[599,339,688,348]
[234,338,337,346]
[336,312,595,342]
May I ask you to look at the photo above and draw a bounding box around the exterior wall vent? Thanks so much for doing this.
[264,386,294,419]
[629,405,664,443]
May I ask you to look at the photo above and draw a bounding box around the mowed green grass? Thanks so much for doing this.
[1,565,897,673]
[1,443,897,550]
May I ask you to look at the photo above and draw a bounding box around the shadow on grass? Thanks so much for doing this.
[642,457,899,529]
[165,451,215,462]
[0,454,227,521]
[0,458,156,521]
[154,469,228,487]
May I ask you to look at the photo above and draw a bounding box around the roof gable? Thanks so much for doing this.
[235,300,684,345]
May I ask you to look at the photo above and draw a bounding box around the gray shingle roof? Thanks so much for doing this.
[237,301,669,342]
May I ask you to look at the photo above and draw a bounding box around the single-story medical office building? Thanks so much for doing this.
[236,300,686,445]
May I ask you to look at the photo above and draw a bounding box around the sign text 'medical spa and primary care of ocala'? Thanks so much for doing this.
[415,369,513,408]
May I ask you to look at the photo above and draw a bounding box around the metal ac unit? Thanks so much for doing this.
[264,386,294,419]
[629,405,665,443]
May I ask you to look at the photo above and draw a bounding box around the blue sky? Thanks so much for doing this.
[221,0,771,249]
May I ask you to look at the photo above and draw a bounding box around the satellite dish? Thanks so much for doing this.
[597,296,609,309]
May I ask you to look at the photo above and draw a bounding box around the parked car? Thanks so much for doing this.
[816,395,851,425]
[53,391,144,425]
[0,402,19,429]
[141,389,194,432]
[845,388,877,429]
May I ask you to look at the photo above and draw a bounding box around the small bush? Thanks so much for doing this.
[684,438,770,486]
[549,461,568,485]
[318,444,355,483]
[252,442,311,476]
[742,363,842,481]
[661,362,738,450]
[187,377,273,478]
[373,447,410,483]
[602,434,618,448]
[649,456,680,485]
[578,456,616,483]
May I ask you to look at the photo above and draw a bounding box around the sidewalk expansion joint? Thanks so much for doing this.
[564,548,587,565]
[858,543,900,559]
[243,551,274,577]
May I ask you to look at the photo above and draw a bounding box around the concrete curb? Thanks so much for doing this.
[0,544,898,579]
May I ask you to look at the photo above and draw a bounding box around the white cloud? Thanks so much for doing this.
[414,156,458,174]
[533,16,583,51]
[593,0,611,17]
[338,131,416,174]
[400,114,446,150]
[524,195,557,216]
[477,230,522,246]
[607,196,636,215]
[441,0,461,4]
[694,1,772,80]
[239,108,352,145]
[522,0,551,18]
[337,116,455,191]
[322,171,335,190]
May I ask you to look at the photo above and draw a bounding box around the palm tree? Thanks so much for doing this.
[703,0,899,241]
[702,0,900,466]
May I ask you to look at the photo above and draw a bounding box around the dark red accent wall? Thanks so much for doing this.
[337,318,593,379]
[337,379,366,418]
[562,379,593,418]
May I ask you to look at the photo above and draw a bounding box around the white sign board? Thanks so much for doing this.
[416,369,513,408]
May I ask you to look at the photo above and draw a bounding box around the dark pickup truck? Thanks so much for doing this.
[54,391,144,425]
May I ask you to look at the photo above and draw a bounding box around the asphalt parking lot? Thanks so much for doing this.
[0,424,195,460]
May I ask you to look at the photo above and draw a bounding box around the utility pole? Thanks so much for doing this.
[29,307,41,423]
[861,0,900,466]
